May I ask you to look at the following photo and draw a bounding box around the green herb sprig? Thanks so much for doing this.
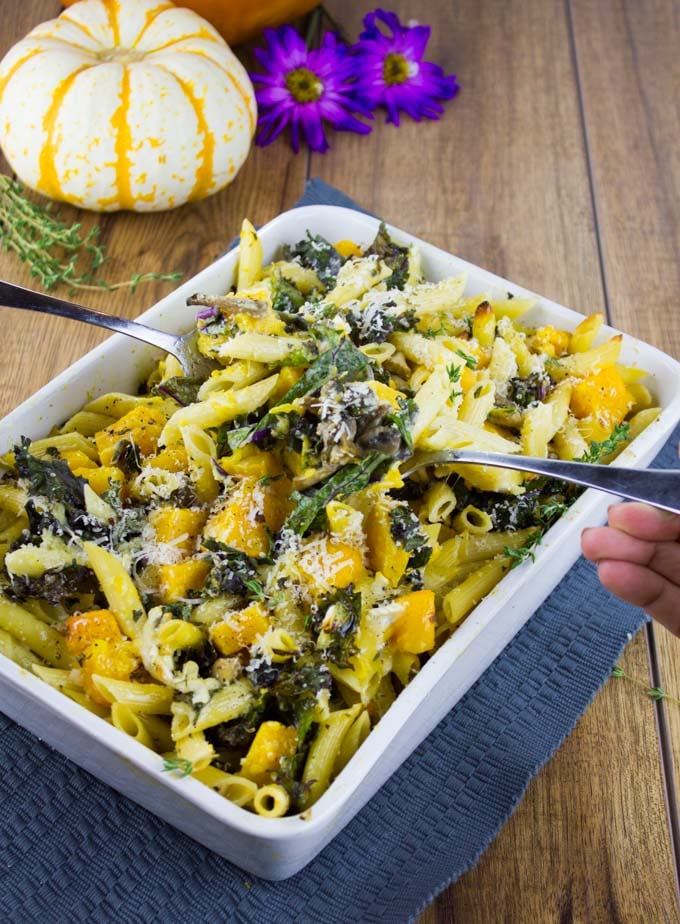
[455,347,478,369]
[161,757,194,777]
[0,175,182,292]
[611,665,680,707]
[447,362,462,401]
[504,529,544,568]
[580,423,631,464]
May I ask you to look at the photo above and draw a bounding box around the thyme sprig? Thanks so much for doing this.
[503,529,544,568]
[0,175,182,292]
[161,757,194,777]
[611,665,680,707]
[580,423,631,464]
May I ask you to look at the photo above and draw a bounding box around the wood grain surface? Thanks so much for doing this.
[1,1,679,921]
[568,1,680,904]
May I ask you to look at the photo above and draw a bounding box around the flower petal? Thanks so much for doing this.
[249,22,377,152]
[351,9,459,125]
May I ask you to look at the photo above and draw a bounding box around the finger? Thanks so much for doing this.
[597,559,680,637]
[581,526,680,585]
[607,503,680,543]
[581,526,621,562]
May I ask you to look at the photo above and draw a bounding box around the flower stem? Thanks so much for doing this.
[319,5,351,44]
[304,6,322,49]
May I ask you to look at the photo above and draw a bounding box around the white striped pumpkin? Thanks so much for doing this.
[0,0,257,212]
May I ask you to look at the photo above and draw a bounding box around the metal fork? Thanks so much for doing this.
[401,449,680,515]
[0,279,217,379]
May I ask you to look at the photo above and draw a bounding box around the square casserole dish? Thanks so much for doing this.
[1,205,679,881]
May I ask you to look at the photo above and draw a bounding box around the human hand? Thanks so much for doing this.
[581,502,680,636]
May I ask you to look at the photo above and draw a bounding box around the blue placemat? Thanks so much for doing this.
[1,179,677,924]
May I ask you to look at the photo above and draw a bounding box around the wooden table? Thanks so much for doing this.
[1,2,679,920]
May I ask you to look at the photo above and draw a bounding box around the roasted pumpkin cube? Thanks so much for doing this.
[298,538,366,592]
[216,446,282,480]
[570,366,631,442]
[146,447,188,473]
[210,603,270,656]
[530,325,570,357]
[460,366,477,393]
[390,590,436,654]
[65,608,122,656]
[233,309,286,336]
[81,638,139,704]
[60,449,98,473]
[269,366,305,404]
[365,503,409,587]
[94,405,167,466]
[203,476,291,558]
[334,239,362,258]
[149,507,207,551]
[157,559,210,603]
[366,381,404,409]
[75,464,125,497]
[240,721,298,785]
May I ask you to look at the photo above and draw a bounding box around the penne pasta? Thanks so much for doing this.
[0,218,655,819]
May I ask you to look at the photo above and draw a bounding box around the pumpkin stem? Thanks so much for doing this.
[95,47,146,65]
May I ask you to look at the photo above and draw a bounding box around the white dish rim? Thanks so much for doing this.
[0,203,678,843]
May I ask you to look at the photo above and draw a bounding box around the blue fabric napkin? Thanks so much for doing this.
[1,179,677,924]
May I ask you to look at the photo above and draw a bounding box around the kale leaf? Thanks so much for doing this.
[270,652,332,735]
[389,504,432,568]
[14,437,86,512]
[345,300,415,344]
[271,274,306,314]
[161,601,195,621]
[227,339,369,450]
[205,697,267,749]
[111,438,142,477]
[174,638,218,678]
[281,338,369,404]
[364,221,411,290]
[152,376,203,407]
[313,586,361,666]
[6,563,100,606]
[201,538,267,600]
[384,396,417,455]
[12,438,110,542]
[283,232,345,288]
[506,372,553,408]
[284,451,391,536]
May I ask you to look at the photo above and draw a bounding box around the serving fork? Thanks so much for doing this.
[0,279,217,379]
[401,449,680,515]
[1,278,677,515]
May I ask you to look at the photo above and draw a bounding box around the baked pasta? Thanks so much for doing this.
[0,219,660,816]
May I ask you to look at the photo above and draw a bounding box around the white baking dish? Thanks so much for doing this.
[1,205,678,880]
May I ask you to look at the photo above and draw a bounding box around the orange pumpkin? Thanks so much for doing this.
[62,0,321,47]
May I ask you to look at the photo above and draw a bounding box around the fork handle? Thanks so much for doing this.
[0,280,178,354]
[408,450,680,515]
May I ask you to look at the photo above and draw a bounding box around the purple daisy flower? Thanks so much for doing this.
[251,25,373,153]
[352,9,460,125]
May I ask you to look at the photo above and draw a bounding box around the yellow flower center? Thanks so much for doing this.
[383,53,412,86]
[286,67,323,103]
